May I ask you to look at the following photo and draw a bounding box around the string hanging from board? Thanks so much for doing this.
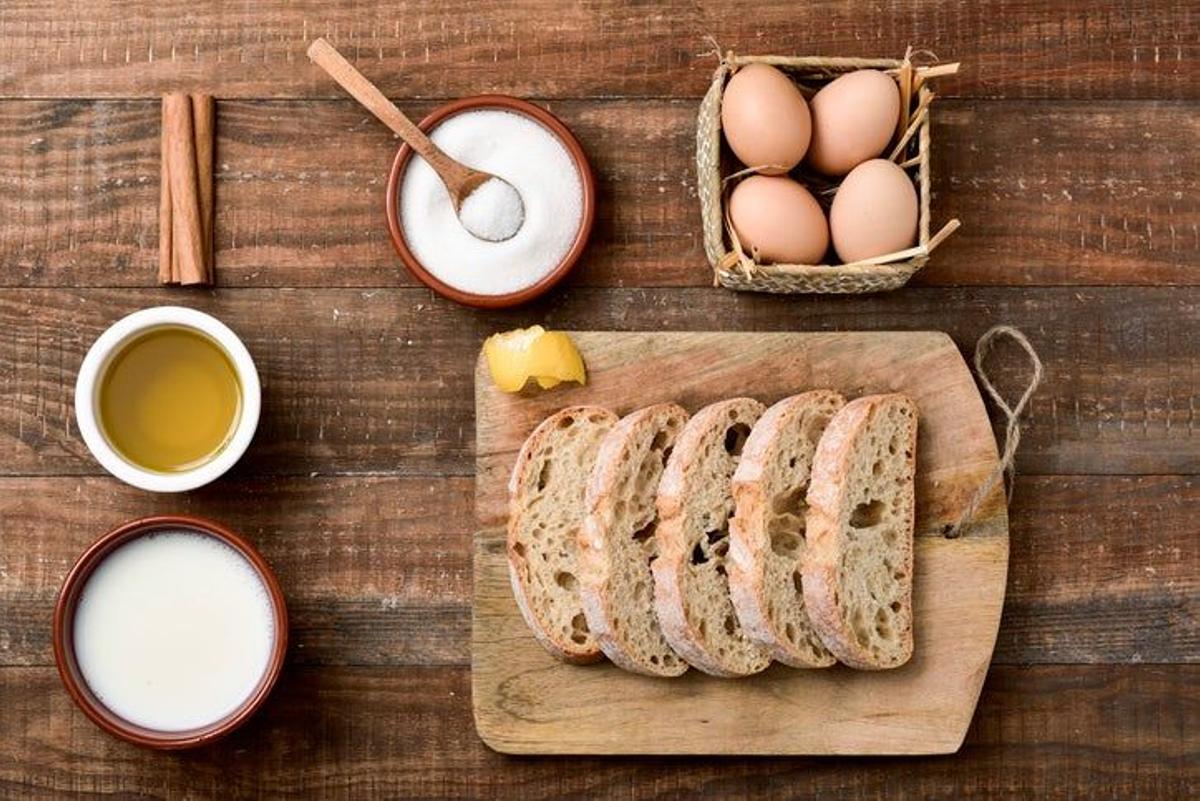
[945,325,1044,538]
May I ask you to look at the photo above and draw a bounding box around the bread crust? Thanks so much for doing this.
[801,394,918,670]
[652,398,770,677]
[507,405,617,663]
[728,391,844,668]
[579,404,690,677]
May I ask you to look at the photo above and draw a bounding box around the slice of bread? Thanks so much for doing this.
[579,403,691,677]
[802,394,918,670]
[728,391,845,668]
[507,405,618,663]
[652,398,770,677]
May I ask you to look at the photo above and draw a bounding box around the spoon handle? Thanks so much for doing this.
[306,38,472,191]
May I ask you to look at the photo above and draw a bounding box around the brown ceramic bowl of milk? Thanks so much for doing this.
[53,515,288,749]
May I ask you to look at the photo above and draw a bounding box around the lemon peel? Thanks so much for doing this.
[483,326,586,393]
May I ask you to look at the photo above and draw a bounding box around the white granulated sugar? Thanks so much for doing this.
[399,110,583,296]
[458,176,524,242]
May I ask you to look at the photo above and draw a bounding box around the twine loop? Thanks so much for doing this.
[945,325,1044,538]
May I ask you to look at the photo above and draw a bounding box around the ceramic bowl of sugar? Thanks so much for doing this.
[386,95,596,308]
[53,515,288,749]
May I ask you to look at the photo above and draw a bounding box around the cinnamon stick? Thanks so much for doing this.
[158,98,175,284]
[190,94,215,284]
[159,93,218,285]
[163,93,206,285]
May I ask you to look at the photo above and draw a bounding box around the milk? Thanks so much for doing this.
[73,530,276,732]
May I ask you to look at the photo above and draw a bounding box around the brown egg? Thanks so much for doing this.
[806,70,901,176]
[830,159,918,263]
[729,175,828,264]
[721,64,811,175]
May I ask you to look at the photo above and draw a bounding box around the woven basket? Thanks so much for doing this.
[697,52,960,294]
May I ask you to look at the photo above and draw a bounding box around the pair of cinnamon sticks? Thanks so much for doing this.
[159,94,215,285]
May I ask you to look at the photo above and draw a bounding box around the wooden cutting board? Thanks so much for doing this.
[473,332,1008,755]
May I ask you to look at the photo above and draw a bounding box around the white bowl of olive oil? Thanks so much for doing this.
[75,307,261,493]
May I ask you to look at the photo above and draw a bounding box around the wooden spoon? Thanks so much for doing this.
[307,37,525,242]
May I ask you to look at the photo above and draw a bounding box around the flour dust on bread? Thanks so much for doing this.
[728,391,845,668]
[579,404,690,677]
[507,405,618,663]
[802,394,918,669]
[652,398,771,677]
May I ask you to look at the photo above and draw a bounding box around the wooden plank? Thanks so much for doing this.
[0,665,1194,798]
[0,2,1195,99]
[1,99,1196,288]
[0,476,473,668]
[923,100,1200,286]
[1,476,1194,668]
[1000,475,1199,665]
[0,287,1195,477]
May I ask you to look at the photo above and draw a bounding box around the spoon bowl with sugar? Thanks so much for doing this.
[307,38,525,243]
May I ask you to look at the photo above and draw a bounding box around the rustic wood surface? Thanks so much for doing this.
[3,100,1197,288]
[0,0,1195,797]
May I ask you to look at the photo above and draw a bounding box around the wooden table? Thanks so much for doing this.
[0,2,1195,798]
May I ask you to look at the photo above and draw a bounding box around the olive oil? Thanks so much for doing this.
[98,327,241,473]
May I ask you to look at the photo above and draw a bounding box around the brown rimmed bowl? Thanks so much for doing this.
[52,515,288,750]
[386,95,596,309]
